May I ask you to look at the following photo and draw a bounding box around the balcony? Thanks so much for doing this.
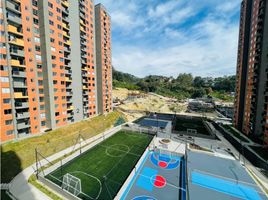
[10,59,20,66]
[9,38,24,47]
[80,26,86,33]
[14,92,28,99]
[16,112,30,119]
[67,105,74,110]
[80,19,85,25]
[62,22,70,30]
[10,48,24,57]
[13,81,26,88]
[6,1,21,14]
[65,77,72,82]
[7,12,22,24]
[8,25,23,36]
[62,1,69,8]
[12,70,26,77]
[64,40,71,46]
[66,91,73,96]
[17,121,30,130]
[63,31,70,38]
[15,102,29,109]
[64,46,71,52]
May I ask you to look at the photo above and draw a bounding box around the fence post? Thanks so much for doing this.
[35,148,39,179]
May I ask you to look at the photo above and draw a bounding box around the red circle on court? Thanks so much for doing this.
[154,175,166,188]
[158,161,168,168]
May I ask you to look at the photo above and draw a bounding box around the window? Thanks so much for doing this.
[0,76,9,82]
[4,109,12,115]
[35,55,41,61]
[35,46,41,52]
[32,0,38,6]
[41,121,46,126]
[49,20,54,25]
[5,120,12,125]
[33,9,38,16]
[49,11,53,16]
[56,8,61,13]
[3,98,11,104]
[0,65,8,71]
[40,113,45,119]
[48,2,53,8]
[2,88,10,93]
[6,130,13,135]
[33,18,39,25]
[34,37,40,43]
[32,27,39,35]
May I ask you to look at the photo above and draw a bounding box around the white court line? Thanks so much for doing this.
[105,144,130,158]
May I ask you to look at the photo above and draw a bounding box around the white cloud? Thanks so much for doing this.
[96,0,240,77]
[148,1,183,18]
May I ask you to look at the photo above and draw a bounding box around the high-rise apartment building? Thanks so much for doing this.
[95,3,112,114]
[0,0,109,142]
[234,0,268,144]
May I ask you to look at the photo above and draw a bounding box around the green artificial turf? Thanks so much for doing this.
[174,117,210,135]
[46,130,153,200]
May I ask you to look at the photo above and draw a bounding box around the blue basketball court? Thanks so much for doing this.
[120,150,186,200]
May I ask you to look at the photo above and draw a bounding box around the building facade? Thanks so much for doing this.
[95,3,112,114]
[0,0,111,143]
[234,0,268,144]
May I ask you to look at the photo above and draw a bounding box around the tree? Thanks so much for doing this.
[176,73,193,88]
[193,76,205,88]
[191,88,206,98]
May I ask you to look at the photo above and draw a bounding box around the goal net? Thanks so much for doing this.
[62,173,81,196]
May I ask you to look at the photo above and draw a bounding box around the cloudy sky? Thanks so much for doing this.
[95,0,241,78]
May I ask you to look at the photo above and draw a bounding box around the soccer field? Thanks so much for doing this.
[45,130,153,200]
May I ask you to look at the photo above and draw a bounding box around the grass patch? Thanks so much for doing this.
[210,91,234,102]
[174,117,210,135]
[28,175,62,200]
[222,125,250,143]
[1,112,126,183]
[46,131,153,200]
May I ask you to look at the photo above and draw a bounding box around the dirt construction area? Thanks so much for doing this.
[113,88,188,121]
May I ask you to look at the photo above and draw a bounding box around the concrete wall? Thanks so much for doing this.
[69,0,83,121]
[38,0,56,129]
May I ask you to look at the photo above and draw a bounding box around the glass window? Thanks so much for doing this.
[2,88,10,93]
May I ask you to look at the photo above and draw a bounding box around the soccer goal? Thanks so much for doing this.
[62,173,81,196]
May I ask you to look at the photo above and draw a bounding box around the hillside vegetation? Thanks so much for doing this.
[113,68,235,102]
